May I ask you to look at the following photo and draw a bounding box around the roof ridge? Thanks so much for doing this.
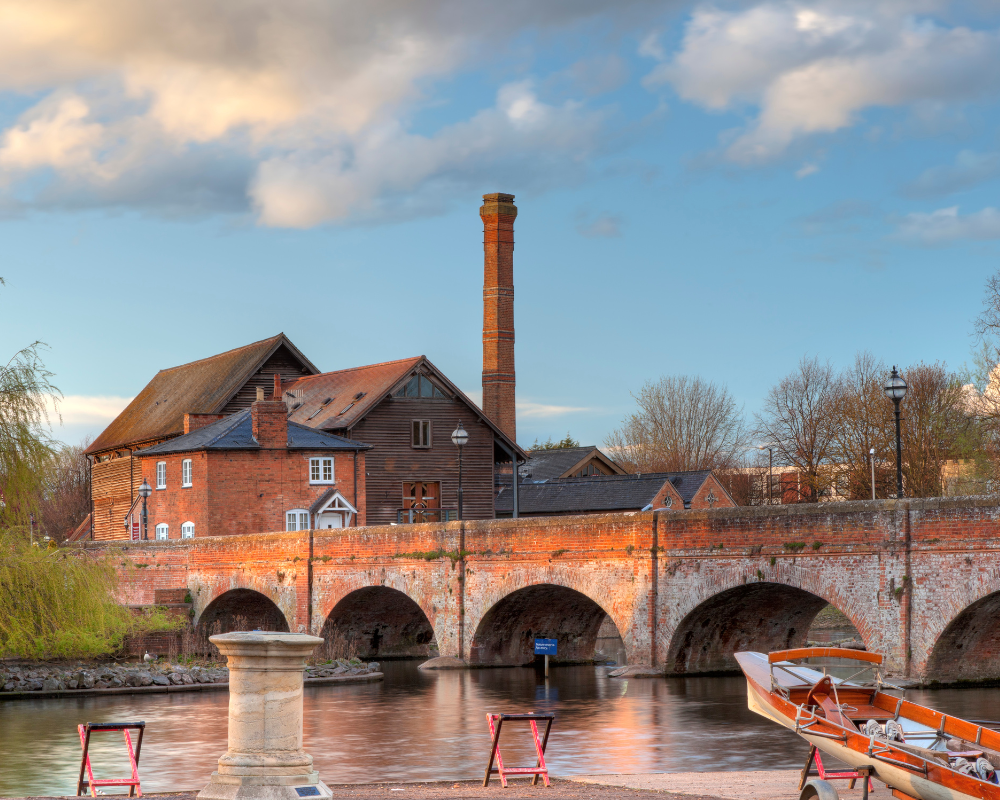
[158,334,285,373]
[289,356,422,381]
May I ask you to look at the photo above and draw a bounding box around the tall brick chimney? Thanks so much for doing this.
[481,192,517,443]
[252,380,288,449]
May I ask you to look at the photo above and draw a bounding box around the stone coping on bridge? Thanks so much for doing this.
[75,494,1000,553]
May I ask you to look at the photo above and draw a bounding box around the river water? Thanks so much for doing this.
[3,662,1000,797]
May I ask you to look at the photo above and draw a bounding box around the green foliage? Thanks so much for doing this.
[770,556,777,566]
[551,549,568,558]
[783,541,807,552]
[812,541,824,550]
[0,339,61,534]
[0,534,182,659]
[392,548,474,564]
[530,432,580,451]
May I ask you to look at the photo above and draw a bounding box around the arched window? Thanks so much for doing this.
[155,523,169,540]
[285,509,310,531]
[181,522,195,539]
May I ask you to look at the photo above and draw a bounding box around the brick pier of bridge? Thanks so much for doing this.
[97,496,1000,683]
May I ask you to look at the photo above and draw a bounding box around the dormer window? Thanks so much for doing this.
[395,374,447,399]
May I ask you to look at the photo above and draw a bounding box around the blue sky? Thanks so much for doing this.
[2,0,999,448]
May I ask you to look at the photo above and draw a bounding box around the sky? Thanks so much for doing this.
[2,0,1000,449]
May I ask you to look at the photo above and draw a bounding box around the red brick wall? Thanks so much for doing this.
[134,448,363,539]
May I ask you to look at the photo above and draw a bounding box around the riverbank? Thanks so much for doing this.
[0,658,381,700]
[1,774,894,800]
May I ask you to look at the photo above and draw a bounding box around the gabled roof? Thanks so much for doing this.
[495,470,724,515]
[135,408,370,456]
[86,334,318,455]
[520,446,625,481]
[281,355,526,459]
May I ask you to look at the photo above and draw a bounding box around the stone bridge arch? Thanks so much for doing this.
[313,568,443,660]
[662,560,870,675]
[922,565,1000,682]
[195,588,291,652]
[464,567,638,666]
[190,572,298,631]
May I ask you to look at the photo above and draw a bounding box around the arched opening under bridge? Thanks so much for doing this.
[320,587,437,660]
[926,592,1000,683]
[665,582,860,675]
[196,589,289,653]
[470,584,623,666]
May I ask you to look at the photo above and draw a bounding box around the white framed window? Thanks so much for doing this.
[181,522,195,539]
[156,461,166,489]
[411,419,431,448]
[155,523,169,540]
[181,459,192,487]
[309,457,335,484]
[285,509,310,531]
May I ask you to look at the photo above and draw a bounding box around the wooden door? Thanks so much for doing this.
[403,481,440,522]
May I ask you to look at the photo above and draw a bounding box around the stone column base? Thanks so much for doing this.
[198,772,332,800]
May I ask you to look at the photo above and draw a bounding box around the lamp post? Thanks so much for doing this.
[138,478,152,540]
[870,447,876,501]
[757,444,774,505]
[451,422,468,521]
[883,366,908,499]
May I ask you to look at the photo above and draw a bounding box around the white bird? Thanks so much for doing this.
[143,652,155,663]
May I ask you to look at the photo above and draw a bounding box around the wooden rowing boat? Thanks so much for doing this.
[736,648,1000,800]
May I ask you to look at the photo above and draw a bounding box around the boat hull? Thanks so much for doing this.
[738,651,998,800]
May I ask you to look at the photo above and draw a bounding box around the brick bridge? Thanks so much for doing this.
[100,497,1000,683]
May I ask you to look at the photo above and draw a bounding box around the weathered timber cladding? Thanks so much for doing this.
[102,496,1000,682]
[346,396,495,525]
[222,346,310,413]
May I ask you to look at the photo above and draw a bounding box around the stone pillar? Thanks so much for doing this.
[199,631,331,800]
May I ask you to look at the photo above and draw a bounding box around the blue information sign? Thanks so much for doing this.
[534,638,557,655]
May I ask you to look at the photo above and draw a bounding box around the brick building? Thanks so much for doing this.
[129,387,370,540]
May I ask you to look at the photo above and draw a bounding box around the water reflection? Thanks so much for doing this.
[3,663,1000,797]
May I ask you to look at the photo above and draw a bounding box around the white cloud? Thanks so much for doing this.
[250,81,605,227]
[896,205,1000,245]
[648,2,1000,162]
[0,0,650,224]
[517,401,593,418]
[44,394,133,426]
[796,162,819,178]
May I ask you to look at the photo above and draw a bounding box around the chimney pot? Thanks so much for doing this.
[256,387,265,402]
[273,373,282,399]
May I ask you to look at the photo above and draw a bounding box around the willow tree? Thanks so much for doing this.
[0,327,61,535]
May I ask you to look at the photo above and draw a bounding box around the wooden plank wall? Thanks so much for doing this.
[222,346,313,412]
[348,396,496,525]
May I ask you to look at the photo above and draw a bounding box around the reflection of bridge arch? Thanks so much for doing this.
[469,583,627,666]
[321,586,437,660]
[664,568,865,675]
[196,588,290,641]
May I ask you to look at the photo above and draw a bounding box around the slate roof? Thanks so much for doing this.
[281,355,525,458]
[494,470,717,516]
[86,334,318,455]
[519,446,624,481]
[135,408,370,456]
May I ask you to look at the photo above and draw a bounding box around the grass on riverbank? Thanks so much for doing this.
[0,534,181,659]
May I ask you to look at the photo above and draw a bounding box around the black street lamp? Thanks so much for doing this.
[883,366,908,499]
[451,422,468,521]
[138,478,152,540]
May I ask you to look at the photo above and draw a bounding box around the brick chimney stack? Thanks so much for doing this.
[252,376,288,448]
[481,192,517,443]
